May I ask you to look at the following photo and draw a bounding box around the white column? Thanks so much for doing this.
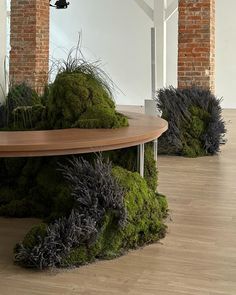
[0,0,7,101]
[154,0,167,89]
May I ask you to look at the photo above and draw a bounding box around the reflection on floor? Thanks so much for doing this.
[0,109,235,295]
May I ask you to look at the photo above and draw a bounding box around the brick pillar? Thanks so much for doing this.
[9,0,49,93]
[178,0,215,92]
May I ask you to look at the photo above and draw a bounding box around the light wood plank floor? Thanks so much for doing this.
[0,109,235,295]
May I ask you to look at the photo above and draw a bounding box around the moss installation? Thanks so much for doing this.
[156,87,226,157]
[0,148,167,270]
[14,156,167,269]
[0,58,128,131]
[0,145,158,221]
[0,54,168,269]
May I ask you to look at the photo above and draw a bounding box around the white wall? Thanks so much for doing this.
[215,0,236,109]
[50,0,236,108]
[50,0,178,106]
[50,0,153,105]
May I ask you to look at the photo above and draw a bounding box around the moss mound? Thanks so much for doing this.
[156,87,226,157]
[0,71,128,131]
[14,160,167,269]
[0,83,45,130]
[0,143,158,220]
[0,63,128,221]
[0,157,73,220]
[46,72,128,129]
[63,168,167,266]
[0,53,167,270]
[105,143,158,191]
[76,105,128,129]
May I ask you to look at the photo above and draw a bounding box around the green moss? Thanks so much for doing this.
[188,106,209,138]
[189,116,205,138]
[62,246,92,267]
[143,144,158,190]
[4,158,26,178]
[75,105,128,129]
[46,186,74,223]
[112,167,166,248]
[156,193,168,218]
[1,71,128,131]
[60,167,167,267]
[10,104,46,130]
[0,145,159,224]
[0,199,33,218]
[104,143,158,191]
[22,223,47,249]
[0,83,42,130]
[180,106,211,157]
[0,157,73,220]
[93,213,123,259]
[182,139,206,157]
[0,187,17,206]
[36,162,60,194]
[46,72,128,129]
[157,87,224,157]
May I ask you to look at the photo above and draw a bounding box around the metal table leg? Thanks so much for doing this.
[137,143,145,177]
[153,138,158,162]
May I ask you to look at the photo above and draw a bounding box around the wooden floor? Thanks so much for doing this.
[0,109,236,295]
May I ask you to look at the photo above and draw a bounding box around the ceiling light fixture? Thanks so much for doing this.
[50,0,70,9]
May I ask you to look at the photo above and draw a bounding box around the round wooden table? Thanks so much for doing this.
[0,112,168,175]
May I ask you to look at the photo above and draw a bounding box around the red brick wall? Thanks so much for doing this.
[178,0,215,92]
[9,0,49,93]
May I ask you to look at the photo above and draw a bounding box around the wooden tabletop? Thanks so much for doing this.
[0,112,168,158]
